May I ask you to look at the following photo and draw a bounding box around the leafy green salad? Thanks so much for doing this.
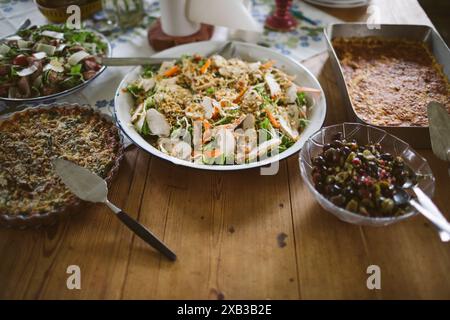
[126,54,319,165]
[0,24,107,99]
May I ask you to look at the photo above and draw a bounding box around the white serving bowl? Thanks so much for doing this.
[114,41,326,171]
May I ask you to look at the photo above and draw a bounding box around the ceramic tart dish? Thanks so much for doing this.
[0,103,123,228]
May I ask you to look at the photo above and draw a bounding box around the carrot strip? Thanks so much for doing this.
[200,58,211,74]
[203,120,211,129]
[204,149,222,158]
[261,60,275,69]
[164,65,180,77]
[212,106,220,119]
[265,109,280,128]
[233,87,247,103]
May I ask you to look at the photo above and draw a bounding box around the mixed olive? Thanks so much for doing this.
[311,133,417,217]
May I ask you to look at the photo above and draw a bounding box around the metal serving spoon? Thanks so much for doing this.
[394,182,450,241]
[53,159,176,261]
[101,41,236,66]
[100,56,177,66]
[17,19,32,31]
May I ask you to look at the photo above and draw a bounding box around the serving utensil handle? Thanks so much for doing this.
[17,19,31,32]
[116,211,177,261]
[412,186,450,242]
[101,57,175,66]
[410,199,450,241]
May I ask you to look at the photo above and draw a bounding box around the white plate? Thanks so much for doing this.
[114,41,326,171]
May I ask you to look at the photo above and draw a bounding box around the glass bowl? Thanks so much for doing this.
[299,123,435,226]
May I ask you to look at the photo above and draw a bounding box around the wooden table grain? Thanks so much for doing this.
[1,0,449,300]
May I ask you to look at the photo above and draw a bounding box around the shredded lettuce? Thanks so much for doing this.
[127,83,144,97]
[60,76,83,89]
[299,118,310,129]
[141,120,151,136]
[259,117,271,130]
[141,65,155,78]
[279,135,294,153]
[296,92,307,106]
[69,64,83,77]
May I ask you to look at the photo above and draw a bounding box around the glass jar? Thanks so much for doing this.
[101,0,145,30]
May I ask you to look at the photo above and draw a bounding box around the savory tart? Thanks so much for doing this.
[332,37,450,127]
[0,104,122,227]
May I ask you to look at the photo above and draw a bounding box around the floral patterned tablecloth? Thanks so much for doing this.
[0,0,341,118]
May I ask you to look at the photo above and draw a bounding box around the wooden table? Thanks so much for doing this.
[1,0,449,300]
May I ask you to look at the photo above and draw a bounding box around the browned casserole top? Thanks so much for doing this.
[332,37,450,126]
[0,106,121,217]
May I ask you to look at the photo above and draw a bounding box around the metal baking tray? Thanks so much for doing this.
[324,23,450,148]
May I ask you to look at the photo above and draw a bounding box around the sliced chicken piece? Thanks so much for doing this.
[247,138,281,162]
[146,109,170,137]
[264,73,281,97]
[158,60,176,75]
[192,120,203,148]
[201,96,220,119]
[133,111,146,133]
[211,55,227,68]
[171,141,192,161]
[240,89,263,113]
[242,114,255,130]
[235,130,246,165]
[158,137,174,154]
[215,127,236,158]
[286,84,297,103]
[222,114,247,131]
[277,115,299,141]
[219,65,242,78]
[206,115,240,142]
[287,104,299,117]
[203,126,213,144]
[139,77,155,92]
[248,62,261,72]
[235,128,257,164]
[157,76,178,88]
[131,102,144,123]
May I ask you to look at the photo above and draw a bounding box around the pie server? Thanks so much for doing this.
[428,101,450,176]
[53,158,176,261]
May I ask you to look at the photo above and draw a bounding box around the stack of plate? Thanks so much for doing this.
[303,0,370,8]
